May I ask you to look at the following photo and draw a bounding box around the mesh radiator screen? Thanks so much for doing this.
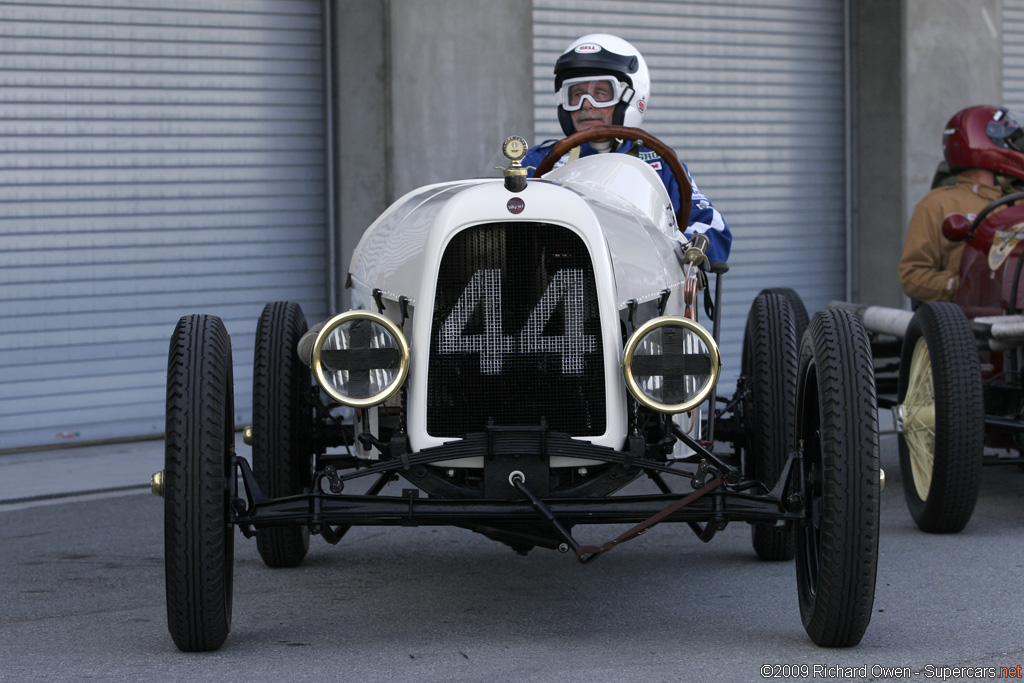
[427,222,606,437]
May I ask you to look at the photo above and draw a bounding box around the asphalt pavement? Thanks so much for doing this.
[3,427,1024,682]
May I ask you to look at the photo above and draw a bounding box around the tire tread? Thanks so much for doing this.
[897,302,984,533]
[745,292,800,561]
[253,301,312,568]
[164,314,234,652]
[796,309,880,647]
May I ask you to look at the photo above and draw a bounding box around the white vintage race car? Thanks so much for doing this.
[154,126,881,652]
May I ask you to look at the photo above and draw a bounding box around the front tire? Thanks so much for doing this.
[897,302,984,533]
[164,314,235,652]
[253,302,314,568]
[795,310,879,647]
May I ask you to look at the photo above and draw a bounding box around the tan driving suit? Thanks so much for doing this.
[899,176,1003,303]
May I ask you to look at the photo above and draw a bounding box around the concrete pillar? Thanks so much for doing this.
[331,0,534,309]
[855,0,1002,308]
[388,1,535,197]
[904,0,1002,223]
[855,0,904,308]
[333,0,390,312]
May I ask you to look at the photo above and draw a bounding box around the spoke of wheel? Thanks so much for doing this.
[803,430,823,600]
[902,338,935,500]
[807,491,822,598]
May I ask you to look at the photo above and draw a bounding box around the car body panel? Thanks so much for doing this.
[347,156,690,459]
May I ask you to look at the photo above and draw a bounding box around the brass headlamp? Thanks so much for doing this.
[622,315,721,413]
[311,310,410,408]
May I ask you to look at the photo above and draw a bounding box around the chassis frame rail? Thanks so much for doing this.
[232,447,805,535]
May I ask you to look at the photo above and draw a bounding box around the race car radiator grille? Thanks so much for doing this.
[427,222,606,437]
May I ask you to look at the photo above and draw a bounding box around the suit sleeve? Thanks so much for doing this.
[523,143,555,177]
[664,164,732,265]
[899,197,957,303]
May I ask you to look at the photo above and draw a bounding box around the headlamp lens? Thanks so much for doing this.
[312,311,410,407]
[623,316,721,414]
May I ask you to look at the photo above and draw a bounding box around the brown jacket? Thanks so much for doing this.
[899,176,1003,303]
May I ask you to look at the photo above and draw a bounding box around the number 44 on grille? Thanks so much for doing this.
[154,128,881,652]
[436,268,595,375]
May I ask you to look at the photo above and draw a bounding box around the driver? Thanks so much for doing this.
[522,33,732,265]
[899,105,1024,304]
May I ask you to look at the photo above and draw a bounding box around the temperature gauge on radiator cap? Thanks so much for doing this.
[499,135,530,193]
[502,135,528,163]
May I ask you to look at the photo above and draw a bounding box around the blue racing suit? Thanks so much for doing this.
[523,139,732,265]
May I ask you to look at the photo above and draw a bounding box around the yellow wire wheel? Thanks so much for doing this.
[895,302,984,533]
[902,337,936,501]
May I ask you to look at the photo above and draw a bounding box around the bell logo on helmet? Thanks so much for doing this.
[575,43,601,53]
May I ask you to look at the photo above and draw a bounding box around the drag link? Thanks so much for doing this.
[509,472,581,554]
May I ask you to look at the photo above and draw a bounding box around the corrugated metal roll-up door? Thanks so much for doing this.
[0,0,328,450]
[533,0,849,387]
[1005,0,1024,109]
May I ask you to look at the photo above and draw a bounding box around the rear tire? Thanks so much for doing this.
[743,292,799,561]
[759,287,810,341]
[164,314,235,652]
[253,302,314,568]
[794,310,879,648]
[897,302,984,533]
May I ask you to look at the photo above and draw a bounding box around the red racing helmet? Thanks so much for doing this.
[943,105,1024,181]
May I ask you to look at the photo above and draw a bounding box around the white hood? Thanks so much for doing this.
[347,154,685,311]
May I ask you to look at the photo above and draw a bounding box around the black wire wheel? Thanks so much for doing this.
[794,309,880,648]
[742,291,799,561]
[253,301,315,568]
[164,314,236,652]
[897,302,984,533]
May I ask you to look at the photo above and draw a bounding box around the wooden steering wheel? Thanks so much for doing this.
[967,190,1024,240]
[533,125,693,230]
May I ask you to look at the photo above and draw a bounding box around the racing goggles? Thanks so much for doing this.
[559,76,630,111]
[988,108,1024,153]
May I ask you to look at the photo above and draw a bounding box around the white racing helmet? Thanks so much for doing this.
[554,33,651,136]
